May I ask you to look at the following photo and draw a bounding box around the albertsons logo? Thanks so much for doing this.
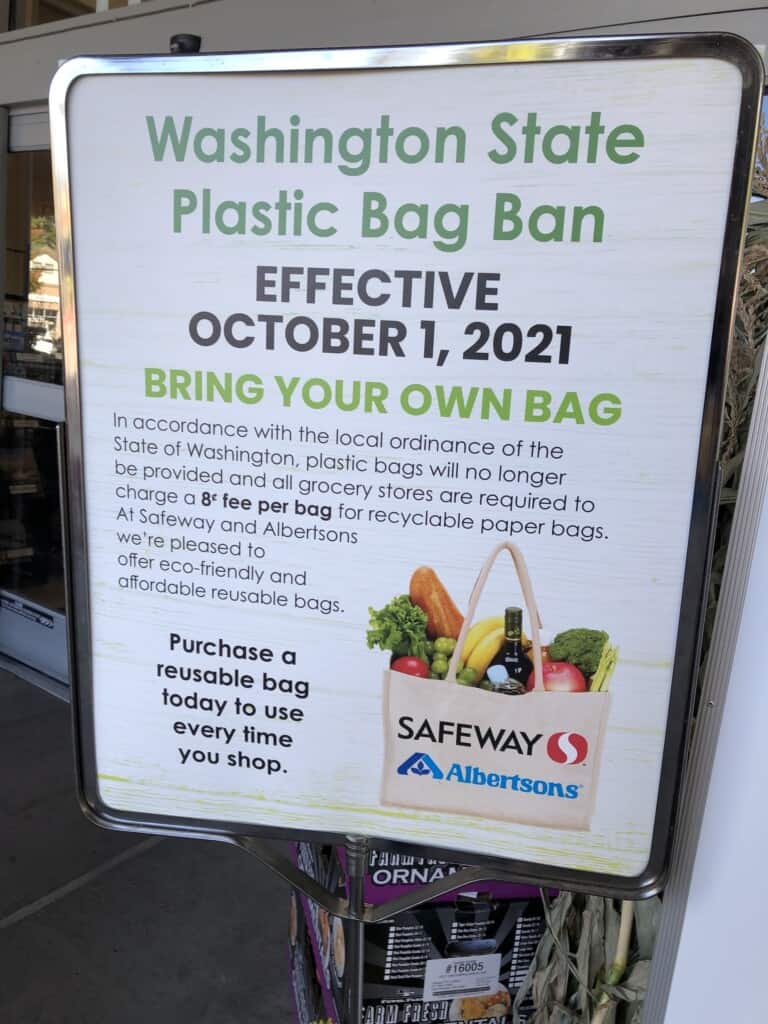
[396,752,580,801]
[397,752,444,779]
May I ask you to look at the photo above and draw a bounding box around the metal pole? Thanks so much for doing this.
[344,835,368,1024]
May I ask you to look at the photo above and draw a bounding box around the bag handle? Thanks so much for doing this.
[447,541,544,692]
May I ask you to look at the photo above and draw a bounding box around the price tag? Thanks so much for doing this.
[422,953,501,1001]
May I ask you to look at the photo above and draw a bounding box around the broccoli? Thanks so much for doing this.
[549,628,608,678]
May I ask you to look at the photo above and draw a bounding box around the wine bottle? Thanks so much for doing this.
[487,606,532,695]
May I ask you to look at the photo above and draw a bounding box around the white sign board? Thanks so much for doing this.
[50,37,761,896]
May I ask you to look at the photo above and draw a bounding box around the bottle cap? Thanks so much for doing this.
[504,606,523,635]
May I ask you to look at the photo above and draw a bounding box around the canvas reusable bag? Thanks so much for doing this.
[381,542,611,830]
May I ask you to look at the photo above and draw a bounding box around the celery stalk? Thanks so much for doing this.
[590,643,618,692]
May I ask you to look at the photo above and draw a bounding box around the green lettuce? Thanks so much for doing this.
[367,595,429,660]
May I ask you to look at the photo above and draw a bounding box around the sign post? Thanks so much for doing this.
[50,34,761,940]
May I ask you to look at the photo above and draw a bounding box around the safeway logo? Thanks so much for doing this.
[547,732,589,765]
[397,752,444,779]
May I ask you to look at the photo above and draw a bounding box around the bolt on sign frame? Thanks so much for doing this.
[49,32,761,947]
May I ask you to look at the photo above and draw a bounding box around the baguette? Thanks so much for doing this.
[409,567,464,640]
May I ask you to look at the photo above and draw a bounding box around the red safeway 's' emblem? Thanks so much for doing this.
[547,732,589,765]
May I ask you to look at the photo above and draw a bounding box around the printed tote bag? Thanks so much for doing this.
[382,542,611,830]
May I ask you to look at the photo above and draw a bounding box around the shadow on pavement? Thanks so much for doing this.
[0,670,293,1024]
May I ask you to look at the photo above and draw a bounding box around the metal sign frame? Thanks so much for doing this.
[50,33,762,902]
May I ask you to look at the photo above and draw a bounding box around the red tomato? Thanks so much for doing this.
[527,661,586,693]
[391,656,430,678]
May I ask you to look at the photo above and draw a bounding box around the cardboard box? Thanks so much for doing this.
[291,844,546,1024]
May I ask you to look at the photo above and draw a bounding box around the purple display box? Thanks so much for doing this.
[290,844,548,1024]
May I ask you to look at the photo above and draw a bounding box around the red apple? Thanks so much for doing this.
[527,661,586,693]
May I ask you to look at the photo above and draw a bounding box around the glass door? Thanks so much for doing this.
[1,142,68,685]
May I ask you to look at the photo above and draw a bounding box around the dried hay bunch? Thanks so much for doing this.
[513,893,659,1024]
[705,126,768,651]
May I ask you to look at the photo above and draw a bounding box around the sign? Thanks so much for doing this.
[50,36,762,896]
[422,954,502,1003]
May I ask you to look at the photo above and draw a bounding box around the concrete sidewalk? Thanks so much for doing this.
[0,670,294,1024]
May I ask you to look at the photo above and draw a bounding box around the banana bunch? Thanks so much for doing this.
[462,617,531,678]
[461,617,505,677]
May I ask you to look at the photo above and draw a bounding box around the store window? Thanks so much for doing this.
[5,151,61,385]
[11,0,137,30]
[1,150,65,619]
[0,415,63,611]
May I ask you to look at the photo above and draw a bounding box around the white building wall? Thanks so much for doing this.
[0,0,766,106]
